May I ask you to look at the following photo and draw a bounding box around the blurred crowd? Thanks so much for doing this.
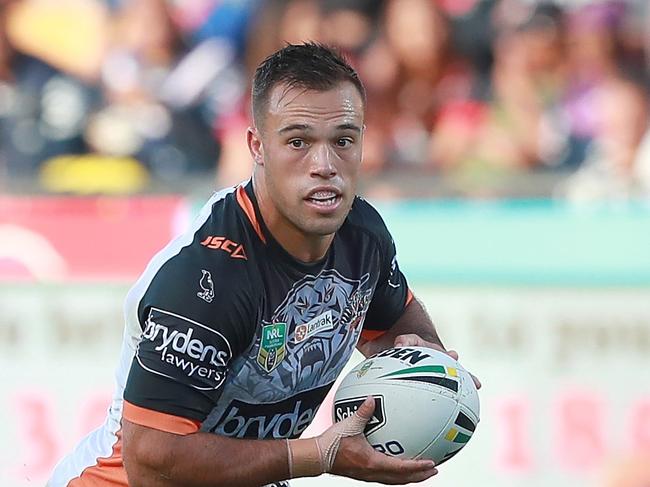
[1,0,650,200]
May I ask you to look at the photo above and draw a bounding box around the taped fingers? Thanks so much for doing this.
[289,395,378,477]
[354,395,376,421]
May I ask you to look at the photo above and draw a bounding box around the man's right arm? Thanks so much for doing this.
[123,397,438,487]
[123,419,290,487]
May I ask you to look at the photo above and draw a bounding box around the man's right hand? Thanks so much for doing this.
[326,396,438,484]
[124,396,437,487]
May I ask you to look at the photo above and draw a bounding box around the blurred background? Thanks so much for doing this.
[0,0,649,486]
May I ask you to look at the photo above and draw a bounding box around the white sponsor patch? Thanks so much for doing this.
[293,310,334,343]
[136,307,232,390]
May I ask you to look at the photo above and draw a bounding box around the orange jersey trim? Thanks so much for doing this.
[360,329,386,341]
[405,288,414,306]
[68,429,128,487]
[123,401,201,435]
[236,185,266,244]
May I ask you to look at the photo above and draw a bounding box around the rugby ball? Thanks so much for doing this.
[332,346,479,465]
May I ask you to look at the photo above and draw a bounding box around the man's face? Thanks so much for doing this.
[252,81,364,237]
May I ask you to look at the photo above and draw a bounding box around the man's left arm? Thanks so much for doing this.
[357,295,448,357]
[358,295,481,389]
[355,207,479,387]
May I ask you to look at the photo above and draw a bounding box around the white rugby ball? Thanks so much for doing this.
[333,346,479,464]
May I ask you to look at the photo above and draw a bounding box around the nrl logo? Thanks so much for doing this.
[356,360,374,378]
[257,322,287,373]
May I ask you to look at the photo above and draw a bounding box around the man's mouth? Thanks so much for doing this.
[305,190,342,208]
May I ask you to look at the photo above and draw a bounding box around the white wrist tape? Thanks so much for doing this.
[286,438,323,478]
[287,408,369,477]
[317,409,369,471]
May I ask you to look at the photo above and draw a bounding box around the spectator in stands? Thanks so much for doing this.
[86,0,222,185]
[0,0,103,178]
[429,1,571,196]
[377,0,476,170]
[556,2,650,202]
[559,77,649,201]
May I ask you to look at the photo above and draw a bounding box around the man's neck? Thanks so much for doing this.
[252,179,334,263]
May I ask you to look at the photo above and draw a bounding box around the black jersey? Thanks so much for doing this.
[126,180,410,437]
[48,180,410,486]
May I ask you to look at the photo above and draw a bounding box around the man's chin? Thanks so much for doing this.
[302,214,347,237]
[297,198,352,236]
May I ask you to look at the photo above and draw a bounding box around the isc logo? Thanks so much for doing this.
[201,236,247,260]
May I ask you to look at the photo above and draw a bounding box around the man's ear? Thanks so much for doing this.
[247,127,264,166]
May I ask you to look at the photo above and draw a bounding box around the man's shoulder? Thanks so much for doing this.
[137,185,261,314]
[137,237,258,336]
[342,196,392,244]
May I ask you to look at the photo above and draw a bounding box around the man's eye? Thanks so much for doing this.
[289,139,305,149]
[336,138,353,148]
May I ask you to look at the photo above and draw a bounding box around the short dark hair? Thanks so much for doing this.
[251,42,366,126]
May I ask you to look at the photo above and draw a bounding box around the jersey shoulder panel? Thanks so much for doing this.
[136,186,263,354]
[343,196,394,254]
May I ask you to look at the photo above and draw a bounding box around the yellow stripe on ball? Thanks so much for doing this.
[445,428,457,441]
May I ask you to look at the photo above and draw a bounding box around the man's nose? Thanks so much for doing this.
[309,144,337,178]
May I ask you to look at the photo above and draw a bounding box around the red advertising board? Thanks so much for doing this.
[0,196,187,281]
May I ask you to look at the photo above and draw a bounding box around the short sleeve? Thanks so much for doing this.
[364,231,411,333]
[124,260,256,424]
